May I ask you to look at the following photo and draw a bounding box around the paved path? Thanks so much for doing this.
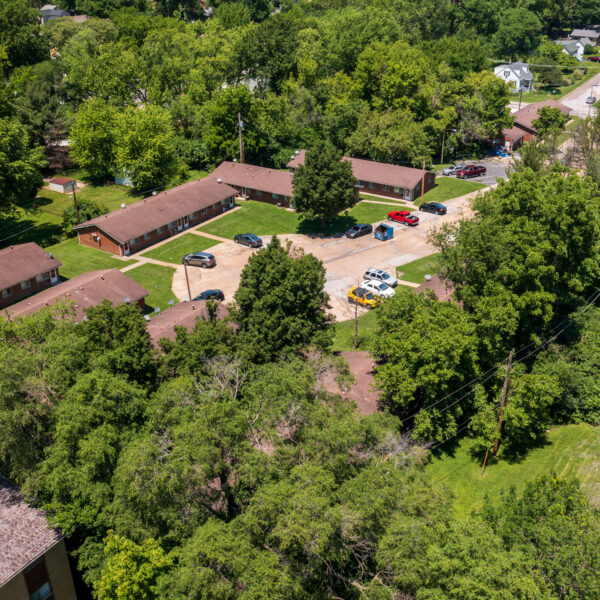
[120,256,176,271]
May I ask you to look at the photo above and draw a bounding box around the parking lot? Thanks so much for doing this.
[172,189,479,321]
[448,158,509,186]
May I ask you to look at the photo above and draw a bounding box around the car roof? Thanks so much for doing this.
[430,202,445,207]
[192,251,213,257]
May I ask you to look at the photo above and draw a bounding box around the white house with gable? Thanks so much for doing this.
[494,62,534,93]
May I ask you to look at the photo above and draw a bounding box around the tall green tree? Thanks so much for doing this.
[0,0,46,69]
[292,140,356,228]
[233,236,333,362]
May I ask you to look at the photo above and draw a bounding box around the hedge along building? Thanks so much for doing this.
[73,178,237,256]
[286,151,436,202]
[208,162,295,207]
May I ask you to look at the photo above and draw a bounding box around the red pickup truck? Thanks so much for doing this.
[387,211,420,226]
[456,164,486,178]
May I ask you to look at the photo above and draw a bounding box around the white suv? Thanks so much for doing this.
[363,267,398,288]
[361,280,396,298]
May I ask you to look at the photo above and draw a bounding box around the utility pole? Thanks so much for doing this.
[440,128,446,166]
[420,160,426,206]
[518,87,523,111]
[492,349,514,457]
[183,260,192,302]
[353,300,358,349]
[237,112,245,163]
[72,184,81,225]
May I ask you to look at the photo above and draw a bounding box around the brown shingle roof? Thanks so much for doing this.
[501,125,527,141]
[415,275,457,303]
[49,177,75,185]
[208,162,294,197]
[0,243,62,290]
[513,100,571,132]
[146,300,229,345]
[3,269,148,322]
[0,477,62,587]
[73,178,237,243]
[287,151,427,190]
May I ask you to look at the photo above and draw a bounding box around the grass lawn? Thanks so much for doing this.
[422,177,486,204]
[197,200,406,239]
[519,64,600,102]
[426,424,600,517]
[333,310,379,352]
[359,193,414,206]
[46,238,137,279]
[141,233,217,265]
[396,254,440,283]
[125,263,178,312]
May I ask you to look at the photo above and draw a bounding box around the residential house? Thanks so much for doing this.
[73,178,237,256]
[0,477,76,600]
[0,243,62,309]
[48,177,76,194]
[496,99,572,151]
[146,300,230,346]
[570,28,600,45]
[39,4,88,24]
[208,162,295,207]
[493,62,535,92]
[555,39,585,61]
[287,151,436,202]
[3,269,149,322]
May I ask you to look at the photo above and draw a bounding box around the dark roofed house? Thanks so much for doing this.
[0,243,62,309]
[0,477,76,600]
[570,28,600,43]
[497,100,571,152]
[73,178,237,256]
[287,151,435,202]
[39,4,70,23]
[208,161,295,207]
[146,300,230,346]
[3,269,149,322]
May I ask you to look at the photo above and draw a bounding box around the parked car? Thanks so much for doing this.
[193,289,225,301]
[346,223,373,239]
[586,95,597,104]
[363,267,398,288]
[182,251,216,268]
[347,286,381,309]
[388,211,419,226]
[589,56,600,62]
[234,233,263,248]
[456,164,486,178]
[361,279,395,299]
[440,164,466,176]
[419,202,447,215]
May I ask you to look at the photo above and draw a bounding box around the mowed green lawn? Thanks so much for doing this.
[141,233,217,265]
[333,310,379,352]
[125,263,178,312]
[426,424,600,517]
[197,200,398,239]
[47,237,137,279]
[396,254,441,283]
[422,177,486,204]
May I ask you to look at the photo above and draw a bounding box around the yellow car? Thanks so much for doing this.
[348,286,382,309]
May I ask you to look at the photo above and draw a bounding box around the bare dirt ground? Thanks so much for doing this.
[172,190,479,319]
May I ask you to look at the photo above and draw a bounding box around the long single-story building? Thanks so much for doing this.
[497,100,572,152]
[146,300,230,346]
[208,162,295,207]
[0,477,76,600]
[73,178,237,256]
[0,243,62,309]
[3,269,149,322]
[286,151,436,202]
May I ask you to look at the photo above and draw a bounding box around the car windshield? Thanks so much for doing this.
[379,283,389,290]
[247,234,259,241]
[366,293,375,300]
[381,272,390,280]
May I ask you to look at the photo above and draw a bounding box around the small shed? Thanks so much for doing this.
[374,223,394,241]
[49,177,76,194]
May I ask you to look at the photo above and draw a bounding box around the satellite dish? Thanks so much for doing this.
[233,158,237,163]
[295,150,300,155]
[144,314,150,321]
[424,274,432,281]
[152,190,157,196]
[217,178,222,184]
[154,307,160,313]
[290,155,295,160]
[168,299,174,306]
[120,203,126,209]
[182,295,188,302]
[124,297,131,304]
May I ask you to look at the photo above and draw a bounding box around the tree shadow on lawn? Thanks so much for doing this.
[466,433,552,466]
[0,213,63,248]
[296,212,358,238]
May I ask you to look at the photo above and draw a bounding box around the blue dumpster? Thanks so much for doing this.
[374,223,394,241]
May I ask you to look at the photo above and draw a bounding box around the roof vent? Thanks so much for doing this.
[168,299,174,306]
[120,203,126,209]
[101,276,104,280]
[217,178,222,184]
[154,307,161,313]
[295,150,300,155]
[124,297,131,304]
[233,158,237,163]
[425,274,432,281]
[144,314,150,321]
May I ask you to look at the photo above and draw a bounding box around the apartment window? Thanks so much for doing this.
[212,203,219,210]
[36,272,50,283]
[190,211,198,219]
[368,182,376,189]
[144,232,151,241]
[168,221,177,230]
[272,193,279,199]
[130,238,139,246]
[356,180,364,188]
[157,226,164,234]
[256,189,263,196]
[24,558,52,600]
[284,196,290,203]
[201,208,207,215]
[21,280,30,290]
[394,186,401,193]
[2,288,11,298]
[382,185,390,191]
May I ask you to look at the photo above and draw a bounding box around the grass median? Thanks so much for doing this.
[141,233,217,265]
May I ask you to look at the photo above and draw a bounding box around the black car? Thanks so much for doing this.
[346,224,373,239]
[182,251,216,268]
[234,233,263,248]
[193,289,225,301]
[419,202,447,215]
